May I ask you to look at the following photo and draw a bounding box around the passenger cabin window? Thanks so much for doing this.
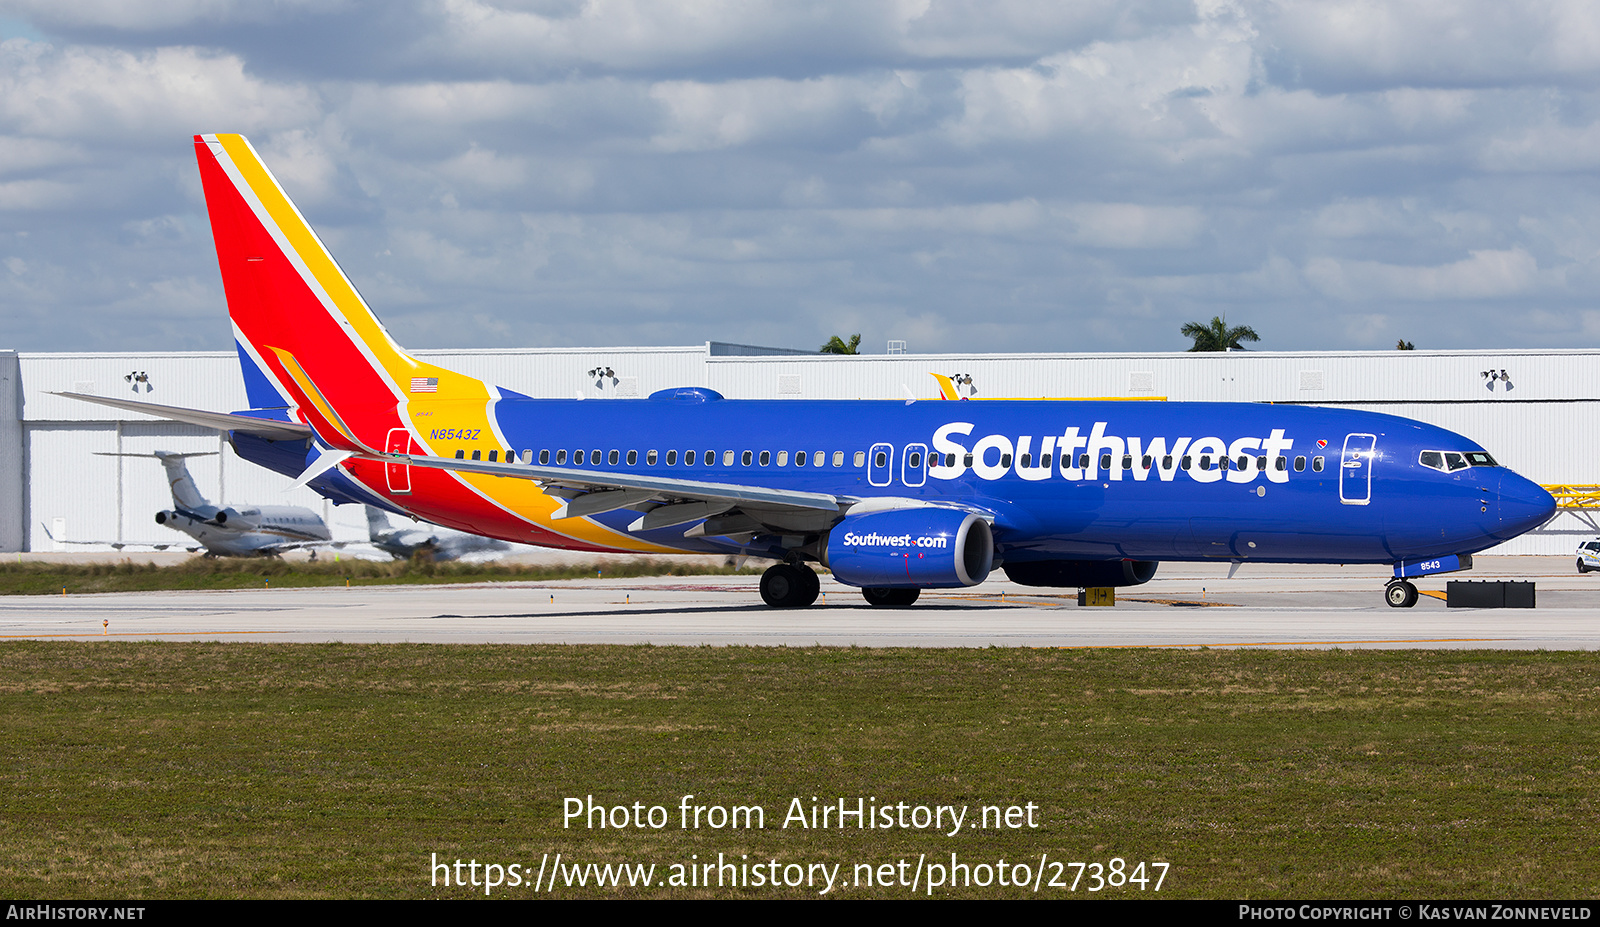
[472,450,482,461]
[573,450,584,465]
[795,450,806,467]
[627,450,637,465]
[1180,455,1191,470]
[683,450,694,465]
[851,451,863,467]
[647,450,657,465]
[1121,455,1133,470]
[539,449,550,465]
[1000,453,1013,468]
[963,453,975,467]
[777,451,787,466]
[666,450,677,466]
[1199,455,1211,470]
[1077,454,1090,469]
[1312,456,1325,472]
[814,451,826,467]
[556,449,567,465]
[1161,455,1172,469]
[1020,453,1032,468]
[488,450,498,462]
[1141,455,1153,469]
[759,450,770,466]
[742,450,753,466]
[1274,456,1286,471]
[609,450,620,465]
[1294,456,1305,471]
[909,451,922,469]
[724,450,736,466]
[836,451,847,467]
[874,450,888,468]
[1099,453,1112,470]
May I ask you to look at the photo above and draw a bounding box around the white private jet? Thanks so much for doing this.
[44,451,333,557]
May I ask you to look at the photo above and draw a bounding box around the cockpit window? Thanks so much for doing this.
[1420,450,1500,473]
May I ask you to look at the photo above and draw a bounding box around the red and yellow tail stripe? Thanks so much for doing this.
[197,133,671,553]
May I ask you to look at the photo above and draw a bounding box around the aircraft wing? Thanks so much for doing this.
[391,453,852,535]
[50,392,313,441]
[38,523,194,551]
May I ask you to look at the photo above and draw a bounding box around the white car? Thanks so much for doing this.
[1578,540,1600,573]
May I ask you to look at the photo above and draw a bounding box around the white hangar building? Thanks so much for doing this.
[0,344,1592,556]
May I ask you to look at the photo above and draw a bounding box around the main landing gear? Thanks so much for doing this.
[757,563,924,608]
[1385,579,1419,608]
[862,587,920,607]
[759,563,820,608]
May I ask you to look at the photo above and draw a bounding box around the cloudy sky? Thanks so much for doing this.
[2,1,1598,356]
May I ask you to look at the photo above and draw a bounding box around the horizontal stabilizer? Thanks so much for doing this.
[289,449,357,492]
[52,392,311,441]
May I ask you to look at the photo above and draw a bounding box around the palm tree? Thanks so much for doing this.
[1180,316,1260,352]
[820,333,861,355]
[1396,339,1415,350]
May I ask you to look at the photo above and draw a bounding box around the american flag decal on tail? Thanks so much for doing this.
[410,377,439,393]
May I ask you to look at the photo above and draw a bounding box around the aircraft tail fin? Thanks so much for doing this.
[364,505,393,540]
[155,451,211,511]
[194,134,494,451]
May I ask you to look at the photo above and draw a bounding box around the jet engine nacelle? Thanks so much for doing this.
[1003,559,1159,587]
[155,510,171,525]
[823,508,993,588]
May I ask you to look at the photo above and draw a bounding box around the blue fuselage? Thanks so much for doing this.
[235,395,1555,568]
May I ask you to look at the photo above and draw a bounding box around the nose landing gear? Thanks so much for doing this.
[1385,579,1419,608]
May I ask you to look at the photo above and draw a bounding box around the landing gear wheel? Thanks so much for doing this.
[760,563,819,608]
[862,587,920,607]
[1385,580,1419,608]
[795,565,820,605]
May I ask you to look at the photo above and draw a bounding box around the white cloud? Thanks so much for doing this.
[1059,202,1205,248]
[1305,247,1543,301]
[0,42,319,142]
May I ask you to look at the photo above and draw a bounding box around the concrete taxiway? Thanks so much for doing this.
[2,556,1595,649]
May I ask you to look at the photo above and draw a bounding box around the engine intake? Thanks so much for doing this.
[823,508,993,588]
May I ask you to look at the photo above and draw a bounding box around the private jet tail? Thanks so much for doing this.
[194,134,500,456]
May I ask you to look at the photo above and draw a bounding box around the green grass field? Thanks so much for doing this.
[0,557,757,596]
[1,643,1596,898]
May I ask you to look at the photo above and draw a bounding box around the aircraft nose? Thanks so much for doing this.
[1496,471,1556,539]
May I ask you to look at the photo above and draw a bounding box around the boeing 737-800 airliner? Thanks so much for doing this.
[62,135,1556,608]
